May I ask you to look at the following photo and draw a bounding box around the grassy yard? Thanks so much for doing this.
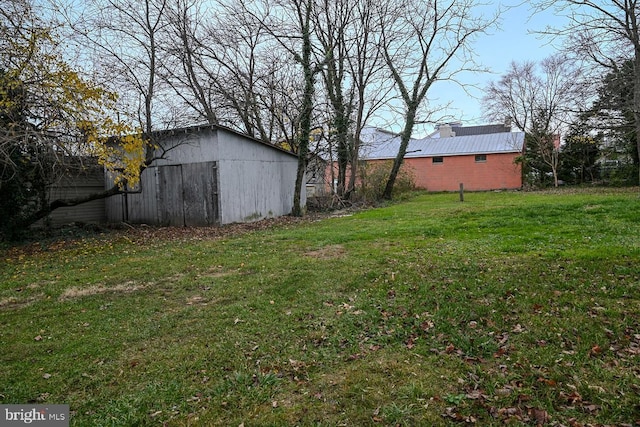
[1,188,639,426]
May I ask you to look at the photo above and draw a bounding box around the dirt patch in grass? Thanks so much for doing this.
[186,295,209,305]
[201,266,236,279]
[2,214,331,260]
[59,281,145,301]
[304,244,346,260]
[0,294,44,310]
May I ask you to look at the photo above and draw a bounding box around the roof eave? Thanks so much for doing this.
[363,150,523,161]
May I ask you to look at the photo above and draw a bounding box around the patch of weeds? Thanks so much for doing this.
[212,371,281,405]
[380,402,418,424]
[444,393,466,405]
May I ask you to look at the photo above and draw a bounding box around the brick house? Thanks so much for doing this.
[358,123,525,192]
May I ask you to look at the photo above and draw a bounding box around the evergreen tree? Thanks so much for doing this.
[559,122,600,185]
[573,60,638,185]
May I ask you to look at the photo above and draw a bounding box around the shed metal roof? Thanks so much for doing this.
[152,123,299,158]
[360,127,525,160]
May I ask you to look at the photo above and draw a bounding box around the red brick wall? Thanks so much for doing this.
[403,153,522,191]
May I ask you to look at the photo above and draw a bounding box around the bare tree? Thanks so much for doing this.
[257,57,307,152]
[65,0,169,138]
[345,0,391,197]
[312,0,390,199]
[163,0,277,139]
[534,0,640,182]
[483,56,585,187]
[377,0,499,199]
[161,0,220,126]
[160,0,310,152]
[238,0,327,216]
[313,0,353,197]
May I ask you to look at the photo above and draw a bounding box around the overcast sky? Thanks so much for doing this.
[411,2,569,135]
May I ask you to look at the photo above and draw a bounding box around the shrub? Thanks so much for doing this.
[356,160,415,202]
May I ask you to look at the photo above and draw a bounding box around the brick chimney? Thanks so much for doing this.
[439,124,456,138]
[504,116,512,130]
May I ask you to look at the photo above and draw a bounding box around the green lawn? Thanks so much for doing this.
[1,188,639,426]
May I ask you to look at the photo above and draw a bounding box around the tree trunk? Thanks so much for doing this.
[19,184,124,230]
[634,52,640,185]
[334,112,350,196]
[346,130,359,198]
[292,0,315,217]
[382,106,416,200]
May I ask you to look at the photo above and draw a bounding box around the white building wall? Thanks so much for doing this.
[216,129,302,225]
[152,129,219,166]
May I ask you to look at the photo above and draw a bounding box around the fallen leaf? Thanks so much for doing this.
[420,320,435,331]
[530,408,549,425]
[495,387,512,396]
[465,390,486,400]
[42,373,52,379]
[497,333,510,345]
[34,335,43,341]
[583,404,599,413]
[406,335,417,349]
[517,394,531,403]
[537,378,557,387]
[499,407,521,417]
[561,391,582,404]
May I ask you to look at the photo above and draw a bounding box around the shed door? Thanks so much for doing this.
[182,162,219,226]
[158,165,185,226]
[157,162,219,226]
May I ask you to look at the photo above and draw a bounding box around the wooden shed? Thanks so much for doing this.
[37,165,106,228]
[105,125,303,226]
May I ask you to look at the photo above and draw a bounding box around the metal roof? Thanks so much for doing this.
[451,124,511,136]
[360,127,525,160]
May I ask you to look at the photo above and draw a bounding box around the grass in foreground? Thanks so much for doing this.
[1,188,639,426]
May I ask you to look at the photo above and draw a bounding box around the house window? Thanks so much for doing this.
[475,154,487,163]
[432,157,444,164]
